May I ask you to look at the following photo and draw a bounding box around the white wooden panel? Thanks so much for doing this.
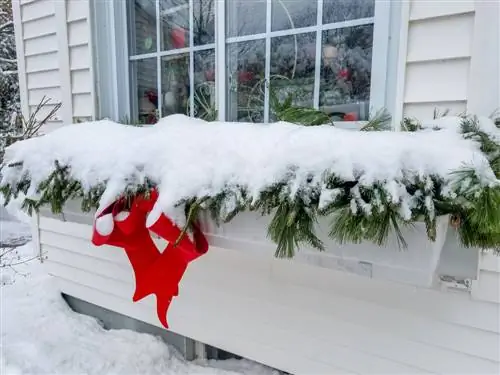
[21,0,54,22]
[24,33,58,56]
[410,0,474,21]
[71,69,91,94]
[473,271,500,304]
[67,0,89,22]
[38,216,500,334]
[68,19,88,46]
[44,249,499,374]
[52,278,346,375]
[39,121,64,134]
[69,45,90,70]
[12,0,29,118]
[43,239,500,364]
[28,103,63,123]
[407,14,473,62]
[403,101,467,119]
[25,51,58,73]
[72,93,93,117]
[404,59,469,103]
[480,253,500,273]
[28,86,61,105]
[22,15,56,39]
[26,69,59,89]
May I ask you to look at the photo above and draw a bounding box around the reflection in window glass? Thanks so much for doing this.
[226,0,266,38]
[323,0,374,24]
[270,33,316,110]
[271,0,316,31]
[320,25,373,121]
[131,58,158,124]
[160,0,189,51]
[193,0,215,45]
[226,40,266,122]
[161,54,190,116]
[129,0,157,55]
[193,49,216,120]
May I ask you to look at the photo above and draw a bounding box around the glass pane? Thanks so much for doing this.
[270,32,315,111]
[323,0,375,24]
[131,58,158,124]
[272,0,317,32]
[226,0,266,38]
[320,25,373,121]
[161,54,190,116]
[193,0,215,46]
[129,0,157,55]
[160,0,189,51]
[193,49,216,120]
[226,40,266,122]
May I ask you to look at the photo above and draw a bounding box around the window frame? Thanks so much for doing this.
[93,0,402,127]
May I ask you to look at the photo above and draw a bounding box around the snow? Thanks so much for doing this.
[0,220,279,375]
[1,115,497,223]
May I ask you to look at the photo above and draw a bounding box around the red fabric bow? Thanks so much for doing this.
[91,189,208,328]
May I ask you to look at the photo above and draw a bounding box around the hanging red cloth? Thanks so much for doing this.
[91,189,208,328]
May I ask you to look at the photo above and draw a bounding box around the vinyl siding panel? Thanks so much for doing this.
[39,215,500,374]
[403,3,475,118]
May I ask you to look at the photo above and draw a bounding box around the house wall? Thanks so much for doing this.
[38,213,500,374]
[402,0,475,118]
[13,0,93,130]
[11,0,500,373]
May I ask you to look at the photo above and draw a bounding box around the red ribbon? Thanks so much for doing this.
[91,189,208,328]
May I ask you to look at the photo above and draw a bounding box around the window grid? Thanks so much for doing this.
[126,0,386,123]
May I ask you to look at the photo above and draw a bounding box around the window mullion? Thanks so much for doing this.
[156,0,162,119]
[215,0,226,121]
[263,0,272,123]
[313,0,324,109]
[189,0,194,117]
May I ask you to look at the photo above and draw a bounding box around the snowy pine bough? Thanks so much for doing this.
[1,114,499,257]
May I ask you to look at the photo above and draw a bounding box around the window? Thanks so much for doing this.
[97,0,394,124]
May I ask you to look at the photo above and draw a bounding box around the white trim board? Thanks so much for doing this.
[467,0,500,115]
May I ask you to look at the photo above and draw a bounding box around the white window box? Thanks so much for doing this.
[202,212,450,288]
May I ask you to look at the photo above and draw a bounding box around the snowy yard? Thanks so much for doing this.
[0,216,278,375]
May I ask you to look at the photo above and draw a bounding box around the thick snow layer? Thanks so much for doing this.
[1,115,497,220]
[1,239,278,375]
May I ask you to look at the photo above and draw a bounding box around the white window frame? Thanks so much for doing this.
[92,0,403,127]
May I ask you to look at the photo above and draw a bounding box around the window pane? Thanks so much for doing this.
[193,49,216,120]
[193,0,215,46]
[129,0,157,55]
[320,25,373,121]
[161,54,190,115]
[131,58,158,124]
[226,40,266,122]
[323,0,374,24]
[226,0,266,38]
[270,33,315,110]
[272,0,317,32]
[160,0,189,51]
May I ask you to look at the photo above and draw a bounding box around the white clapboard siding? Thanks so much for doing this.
[39,215,500,374]
[403,2,475,118]
[67,0,93,120]
[14,0,63,131]
[13,0,94,128]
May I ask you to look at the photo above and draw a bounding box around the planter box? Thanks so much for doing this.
[203,212,450,288]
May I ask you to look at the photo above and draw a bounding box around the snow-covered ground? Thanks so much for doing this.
[0,218,279,375]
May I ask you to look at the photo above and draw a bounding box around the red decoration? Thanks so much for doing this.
[337,68,350,80]
[91,189,208,328]
[343,112,358,122]
[204,70,215,82]
[171,27,186,49]
[238,71,253,83]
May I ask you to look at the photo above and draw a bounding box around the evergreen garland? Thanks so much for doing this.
[1,115,499,258]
